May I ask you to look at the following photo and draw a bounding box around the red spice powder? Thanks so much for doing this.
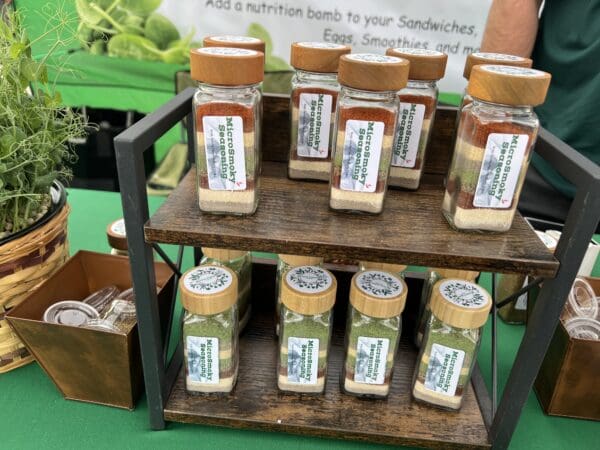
[458,112,537,148]
[291,87,339,111]
[337,106,397,135]
[398,93,436,120]
[195,102,255,133]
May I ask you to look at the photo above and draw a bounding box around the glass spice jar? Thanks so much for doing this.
[342,270,407,398]
[412,279,492,410]
[497,231,557,324]
[201,247,253,332]
[385,48,448,190]
[443,65,551,232]
[358,261,407,278]
[459,53,532,113]
[288,42,351,181]
[329,54,409,214]
[278,265,336,394]
[180,265,239,394]
[190,47,264,215]
[106,218,128,256]
[275,254,324,335]
[414,268,479,347]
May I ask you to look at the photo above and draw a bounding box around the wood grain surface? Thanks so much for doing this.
[164,264,490,449]
[145,163,558,277]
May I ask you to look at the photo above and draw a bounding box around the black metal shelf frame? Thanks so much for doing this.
[114,87,600,450]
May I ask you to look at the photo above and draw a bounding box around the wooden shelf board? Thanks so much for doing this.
[164,307,490,449]
[146,163,558,277]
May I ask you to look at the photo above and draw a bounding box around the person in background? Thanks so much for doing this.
[481,0,599,225]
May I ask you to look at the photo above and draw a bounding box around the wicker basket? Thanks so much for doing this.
[0,204,70,373]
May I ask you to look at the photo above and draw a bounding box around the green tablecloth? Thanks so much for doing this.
[1,187,598,449]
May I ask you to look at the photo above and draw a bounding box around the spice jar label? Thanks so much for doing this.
[514,277,529,311]
[202,115,247,191]
[346,54,400,64]
[424,343,465,396]
[287,337,319,384]
[110,219,126,236]
[356,270,403,298]
[480,65,545,77]
[340,120,384,193]
[473,133,529,209]
[354,336,390,384]
[392,102,425,168]
[184,266,233,294]
[186,336,220,384]
[286,266,332,294]
[440,280,489,308]
[535,230,557,249]
[297,93,333,158]
[393,48,444,56]
[198,47,257,56]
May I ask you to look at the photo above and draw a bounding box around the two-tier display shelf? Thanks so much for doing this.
[115,88,600,450]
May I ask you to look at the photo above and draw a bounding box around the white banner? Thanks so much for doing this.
[159,0,492,93]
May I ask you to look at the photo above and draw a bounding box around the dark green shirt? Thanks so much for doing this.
[531,0,600,198]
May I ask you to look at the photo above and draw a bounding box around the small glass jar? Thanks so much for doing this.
[275,254,324,335]
[288,42,350,181]
[443,65,551,232]
[201,247,253,332]
[190,47,264,215]
[342,270,407,398]
[329,54,409,214]
[385,48,448,190]
[415,268,479,347]
[358,261,406,278]
[278,266,336,394]
[458,53,533,116]
[497,231,557,324]
[106,218,128,256]
[180,265,239,394]
[412,279,492,410]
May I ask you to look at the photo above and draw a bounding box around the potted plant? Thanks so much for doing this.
[0,8,87,372]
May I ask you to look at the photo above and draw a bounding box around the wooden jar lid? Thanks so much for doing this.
[281,266,336,315]
[463,52,533,80]
[359,261,407,273]
[106,218,128,251]
[278,254,323,266]
[350,270,407,319]
[386,48,447,81]
[433,268,479,281]
[338,53,409,92]
[467,65,551,106]
[190,47,264,86]
[203,35,266,54]
[202,247,248,261]
[290,42,351,73]
[180,266,238,315]
[430,279,492,329]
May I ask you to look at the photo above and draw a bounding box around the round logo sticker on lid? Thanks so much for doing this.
[286,266,332,294]
[439,280,489,308]
[480,65,544,77]
[473,52,525,61]
[356,270,403,299]
[110,218,126,236]
[393,48,444,56]
[297,42,346,49]
[211,35,261,43]
[347,53,401,64]
[198,47,257,56]
[184,266,233,295]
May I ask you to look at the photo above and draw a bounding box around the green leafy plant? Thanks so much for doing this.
[75,0,192,64]
[0,9,87,237]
